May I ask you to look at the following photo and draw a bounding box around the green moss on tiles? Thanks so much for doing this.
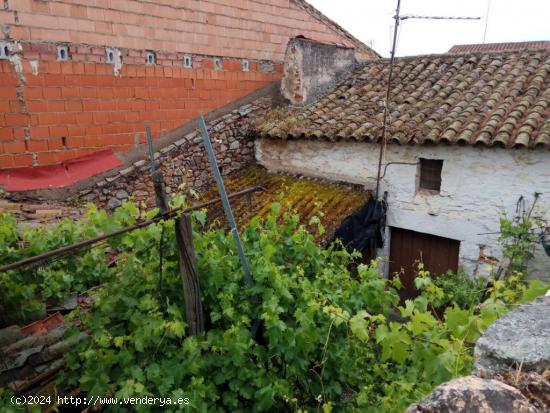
[201,164,369,243]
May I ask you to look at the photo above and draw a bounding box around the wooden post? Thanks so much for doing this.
[151,171,169,214]
[174,214,204,335]
[146,125,204,335]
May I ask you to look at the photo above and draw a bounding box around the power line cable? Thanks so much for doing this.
[400,15,481,21]
[483,0,492,43]
[374,4,481,198]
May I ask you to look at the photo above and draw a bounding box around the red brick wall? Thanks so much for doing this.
[0,51,279,168]
[0,0,376,168]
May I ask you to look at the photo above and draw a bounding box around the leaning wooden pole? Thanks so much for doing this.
[173,214,204,335]
[146,123,204,335]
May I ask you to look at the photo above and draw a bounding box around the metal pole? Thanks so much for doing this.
[375,0,401,199]
[145,123,169,213]
[197,116,255,288]
[374,5,479,198]
[145,122,156,174]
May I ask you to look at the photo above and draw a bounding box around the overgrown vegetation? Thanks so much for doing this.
[0,199,548,412]
[0,203,151,326]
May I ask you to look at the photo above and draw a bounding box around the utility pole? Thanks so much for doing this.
[373,2,480,199]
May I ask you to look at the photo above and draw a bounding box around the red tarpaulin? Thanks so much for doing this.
[0,150,122,191]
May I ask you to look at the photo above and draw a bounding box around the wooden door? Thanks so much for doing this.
[389,227,460,300]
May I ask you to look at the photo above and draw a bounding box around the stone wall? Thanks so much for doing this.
[407,296,550,412]
[77,97,272,209]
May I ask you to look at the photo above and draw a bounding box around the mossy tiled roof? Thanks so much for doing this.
[203,165,368,243]
[261,50,550,149]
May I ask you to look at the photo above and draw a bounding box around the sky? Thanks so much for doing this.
[307,0,550,57]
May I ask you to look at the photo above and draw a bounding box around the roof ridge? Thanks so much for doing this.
[452,40,550,47]
[357,48,550,65]
[449,41,550,54]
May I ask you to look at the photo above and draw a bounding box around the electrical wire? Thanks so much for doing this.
[374,6,481,198]
[400,15,481,21]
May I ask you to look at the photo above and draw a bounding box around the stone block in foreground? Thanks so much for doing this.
[405,376,540,413]
[475,296,550,376]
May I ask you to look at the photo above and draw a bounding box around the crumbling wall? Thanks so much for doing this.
[76,98,272,209]
[255,138,550,279]
[281,37,356,105]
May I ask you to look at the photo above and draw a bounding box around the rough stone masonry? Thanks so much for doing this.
[407,296,550,412]
[76,97,273,210]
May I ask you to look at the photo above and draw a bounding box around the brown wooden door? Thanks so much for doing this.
[389,227,460,300]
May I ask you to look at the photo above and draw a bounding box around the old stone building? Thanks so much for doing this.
[0,0,377,175]
[258,39,550,286]
[2,16,548,292]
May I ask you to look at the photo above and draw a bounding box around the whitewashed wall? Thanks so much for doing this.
[256,138,550,281]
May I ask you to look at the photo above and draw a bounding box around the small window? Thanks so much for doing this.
[0,42,9,59]
[242,59,249,72]
[183,54,192,68]
[105,48,116,64]
[214,57,223,70]
[419,158,443,192]
[146,51,156,65]
[57,45,70,61]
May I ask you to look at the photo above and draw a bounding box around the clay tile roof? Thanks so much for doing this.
[0,313,76,396]
[449,41,550,54]
[1,296,92,409]
[203,164,369,244]
[260,50,550,150]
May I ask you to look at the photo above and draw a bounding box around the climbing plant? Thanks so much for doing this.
[0,200,548,412]
[0,202,157,326]
[497,195,547,279]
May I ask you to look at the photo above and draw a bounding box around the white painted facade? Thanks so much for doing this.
[256,138,550,281]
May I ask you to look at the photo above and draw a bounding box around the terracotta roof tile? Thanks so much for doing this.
[261,50,550,150]
[1,296,91,402]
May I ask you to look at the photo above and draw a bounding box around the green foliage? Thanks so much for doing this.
[61,204,402,412]
[498,200,545,279]
[0,202,157,326]
[422,268,488,310]
[0,388,41,413]
[1,199,548,412]
[342,267,547,412]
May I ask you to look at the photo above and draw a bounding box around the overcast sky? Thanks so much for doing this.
[307,0,550,57]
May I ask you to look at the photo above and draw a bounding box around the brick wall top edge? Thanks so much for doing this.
[3,0,374,61]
